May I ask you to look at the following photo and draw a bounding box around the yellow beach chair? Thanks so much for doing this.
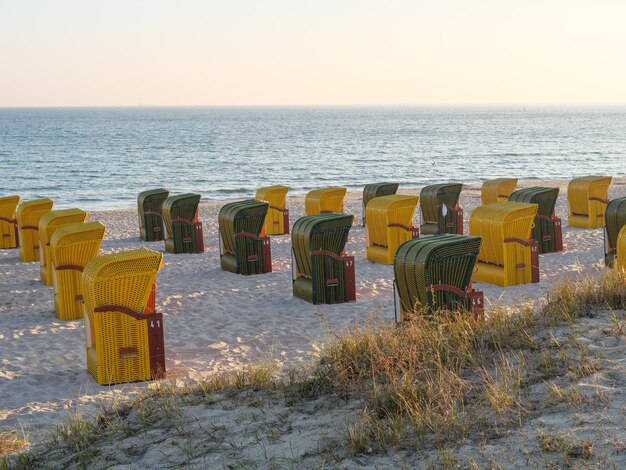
[0,195,20,249]
[469,202,539,287]
[82,249,165,385]
[305,187,347,216]
[38,209,88,286]
[616,226,626,275]
[50,222,106,321]
[481,178,518,205]
[366,195,419,264]
[567,176,612,228]
[256,185,289,235]
[16,198,54,262]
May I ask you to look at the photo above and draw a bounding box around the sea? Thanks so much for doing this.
[1,106,625,210]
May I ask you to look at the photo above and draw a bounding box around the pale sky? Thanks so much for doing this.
[1,0,625,107]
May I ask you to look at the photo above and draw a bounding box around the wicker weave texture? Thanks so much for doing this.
[366,195,418,264]
[617,226,626,275]
[138,188,169,242]
[0,195,20,249]
[162,193,201,253]
[16,198,54,262]
[38,209,88,286]
[419,183,463,235]
[82,249,163,385]
[605,197,626,267]
[304,187,347,216]
[568,176,612,228]
[256,185,289,235]
[481,178,518,204]
[50,222,105,321]
[362,183,400,225]
[469,202,538,286]
[509,187,560,254]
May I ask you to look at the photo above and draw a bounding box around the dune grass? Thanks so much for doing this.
[2,270,625,467]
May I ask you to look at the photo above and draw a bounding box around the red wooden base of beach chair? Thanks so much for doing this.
[194,222,204,253]
[531,240,540,283]
[343,255,356,302]
[147,312,166,379]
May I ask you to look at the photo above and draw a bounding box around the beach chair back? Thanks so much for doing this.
[419,183,463,235]
[394,234,482,320]
[50,222,105,320]
[16,198,54,262]
[304,187,347,216]
[362,183,399,225]
[604,197,626,267]
[509,187,561,254]
[38,208,88,286]
[0,195,20,249]
[617,226,626,275]
[366,194,418,264]
[219,199,271,275]
[469,202,538,286]
[82,249,164,385]
[138,188,169,241]
[162,193,203,253]
[481,178,518,204]
[256,185,289,235]
[568,176,612,228]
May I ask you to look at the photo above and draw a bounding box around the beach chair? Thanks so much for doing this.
[304,187,347,216]
[567,176,612,228]
[162,193,204,254]
[219,200,272,275]
[419,183,464,235]
[138,188,169,242]
[604,197,626,267]
[0,195,20,249]
[366,195,419,264]
[509,187,562,254]
[16,198,54,262]
[481,178,518,205]
[362,183,400,226]
[82,249,165,385]
[50,222,106,320]
[616,226,626,274]
[255,185,289,235]
[292,213,355,304]
[38,209,88,286]
[394,234,484,321]
[469,202,539,287]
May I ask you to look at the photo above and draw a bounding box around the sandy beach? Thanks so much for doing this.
[1,178,625,444]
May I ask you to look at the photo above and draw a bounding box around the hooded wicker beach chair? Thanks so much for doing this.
[481,178,518,205]
[469,202,539,287]
[255,185,289,235]
[394,234,484,321]
[304,187,347,216]
[362,183,400,226]
[568,176,612,229]
[138,188,169,242]
[419,183,464,235]
[219,200,272,275]
[38,209,88,286]
[82,249,165,385]
[616,226,626,274]
[366,195,419,264]
[604,197,626,267]
[16,198,54,262]
[0,195,20,249]
[162,193,204,254]
[509,187,562,254]
[50,222,106,321]
[292,213,355,304]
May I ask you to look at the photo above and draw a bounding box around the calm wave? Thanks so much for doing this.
[1,106,625,209]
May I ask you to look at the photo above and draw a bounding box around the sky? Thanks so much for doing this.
[1,0,625,107]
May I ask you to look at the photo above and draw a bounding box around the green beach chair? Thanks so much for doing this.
[138,188,169,242]
[362,183,400,226]
[604,197,626,267]
[419,183,464,235]
[291,213,355,304]
[509,187,562,254]
[219,199,272,275]
[162,193,204,254]
[393,234,483,321]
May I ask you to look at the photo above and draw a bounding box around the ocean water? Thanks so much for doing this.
[1,106,625,210]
